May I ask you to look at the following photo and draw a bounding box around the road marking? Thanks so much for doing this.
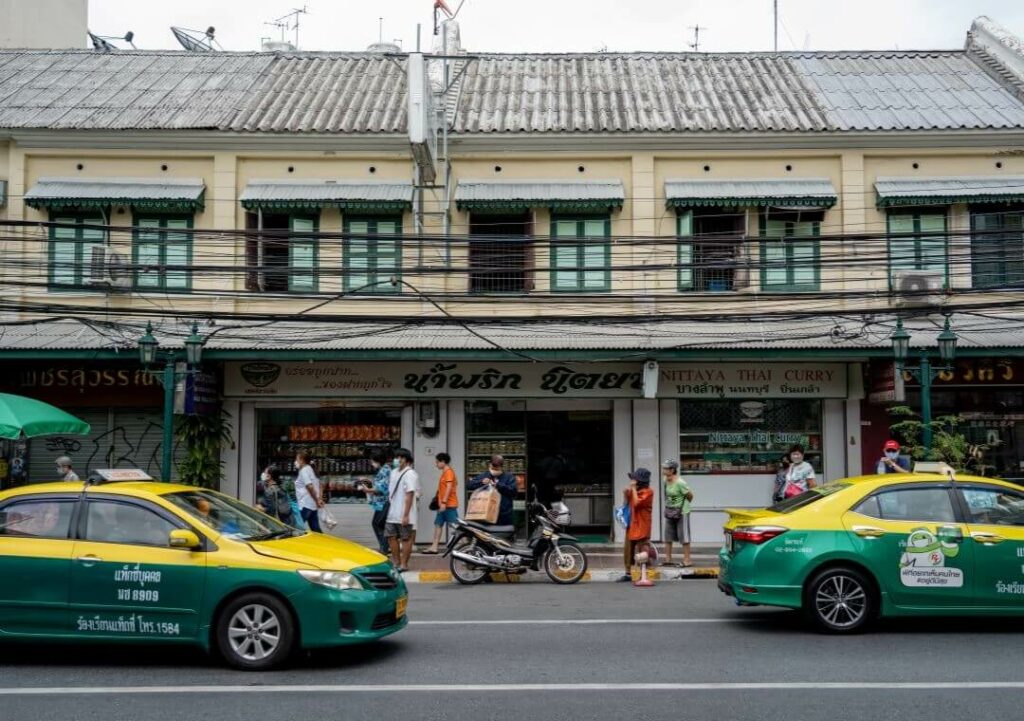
[3,682,1024,696]
[409,618,745,625]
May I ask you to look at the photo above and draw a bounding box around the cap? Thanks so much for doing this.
[661,459,679,472]
[884,440,901,451]
[490,454,504,468]
[629,467,652,485]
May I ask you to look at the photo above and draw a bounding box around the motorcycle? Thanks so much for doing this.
[442,500,589,584]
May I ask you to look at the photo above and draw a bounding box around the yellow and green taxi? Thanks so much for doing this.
[0,478,407,669]
[719,470,1024,632]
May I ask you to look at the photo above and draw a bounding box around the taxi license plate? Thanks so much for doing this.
[396,596,407,619]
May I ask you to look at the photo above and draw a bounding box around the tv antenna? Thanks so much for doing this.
[266,6,309,49]
[171,26,221,52]
[688,25,706,52]
[88,30,136,52]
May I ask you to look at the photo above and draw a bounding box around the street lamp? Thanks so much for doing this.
[138,322,207,481]
[890,316,958,457]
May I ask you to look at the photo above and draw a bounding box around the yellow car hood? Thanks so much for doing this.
[249,532,387,571]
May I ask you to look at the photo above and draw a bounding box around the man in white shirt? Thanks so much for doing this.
[385,448,419,571]
[55,456,80,482]
[294,449,323,532]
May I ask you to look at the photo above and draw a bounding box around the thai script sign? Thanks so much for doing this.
[660,363,847,399]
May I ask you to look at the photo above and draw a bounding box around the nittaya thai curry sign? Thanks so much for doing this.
[224,362,848,399]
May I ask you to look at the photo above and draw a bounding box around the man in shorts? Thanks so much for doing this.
[385,448,419,572]
[661,460,693,567]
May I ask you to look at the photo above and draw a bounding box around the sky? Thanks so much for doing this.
[87,0,1024,54]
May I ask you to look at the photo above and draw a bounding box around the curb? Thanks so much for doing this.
[403,567,719,584]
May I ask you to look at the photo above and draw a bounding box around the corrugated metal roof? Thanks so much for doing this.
[238,180,413,208]
[1,315,1021,353]
[0,43,1022,134]
[665,178,837,208]
[455,180,625,202]
[24,177,205,203]
[875,175,1024,206]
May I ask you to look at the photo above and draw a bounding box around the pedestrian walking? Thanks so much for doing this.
[358,448,392,555]
[294,449,324,533]
[772,452,792,503]
[781,444,816,498]
[424,452,458,554]
[385,448,419,572]
[618,467,654,582]
[257,467,296,527]
[467,454,517,527]
[54,455,79,482]
[876,440,911,474]
[661,460,693,567]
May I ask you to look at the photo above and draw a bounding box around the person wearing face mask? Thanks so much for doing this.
[782,444,816,498]
[877,440,910,474]
[257,467,296,526]
[467,454,517,528]
[54,456,79,482]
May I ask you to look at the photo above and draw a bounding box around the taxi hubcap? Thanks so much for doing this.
[227,604,281,661]
[815,574,867,628]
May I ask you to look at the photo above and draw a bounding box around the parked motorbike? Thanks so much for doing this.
[442,500,589,584]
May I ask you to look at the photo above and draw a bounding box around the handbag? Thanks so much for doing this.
[429,495,440,511]
[664,506,683,520]
[784,482,804,499]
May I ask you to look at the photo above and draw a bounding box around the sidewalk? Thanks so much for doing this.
[401,543,721,583]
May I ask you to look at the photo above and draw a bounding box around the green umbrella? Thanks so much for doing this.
[0,393,91,440]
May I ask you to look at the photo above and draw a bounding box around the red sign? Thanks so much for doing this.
[904,359,1022,387]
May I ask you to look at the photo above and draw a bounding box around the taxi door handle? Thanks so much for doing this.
[852,525,886,538]
[75,554,102,566]
[971,532,1006,545]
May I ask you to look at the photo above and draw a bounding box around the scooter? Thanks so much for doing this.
[442,500,589,584]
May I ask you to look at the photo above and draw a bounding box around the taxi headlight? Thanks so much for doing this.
[297,569,365,591]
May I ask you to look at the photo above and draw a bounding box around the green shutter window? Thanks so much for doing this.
[550,215,611,292]
[677,211,694,290]
[971,208,1024,289]
[288,216,318,293]
[132,215,194,291]
[48,214,106,288]
[887,211,948,287]
[343,216,403,293]
[759,215,820,291]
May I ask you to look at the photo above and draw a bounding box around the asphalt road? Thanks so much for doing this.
[3,581,1024,721]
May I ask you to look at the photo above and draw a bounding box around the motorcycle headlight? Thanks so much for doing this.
[297,569,365,591]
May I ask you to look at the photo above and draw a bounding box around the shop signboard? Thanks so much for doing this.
[175,368,218,416]
[225,361,850,400]
[0,362,163,407]
[868,361,904,404]
[660,363,847,399]
[904,358,1023,387]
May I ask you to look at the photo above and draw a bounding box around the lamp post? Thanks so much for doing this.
[138,322,206,480]
[890,317,958,457]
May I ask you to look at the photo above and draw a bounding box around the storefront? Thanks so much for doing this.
[0,362,183,488]
[223,359,861,544]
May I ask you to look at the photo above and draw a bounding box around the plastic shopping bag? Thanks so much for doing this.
[614,503,631,530]
[318,506,338,531]
[290,499,307,531]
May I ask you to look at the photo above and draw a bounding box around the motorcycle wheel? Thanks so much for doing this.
[544,541,588,584]
[450,538,490,585]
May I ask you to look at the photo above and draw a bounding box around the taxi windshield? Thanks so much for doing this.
[163,490,298,541]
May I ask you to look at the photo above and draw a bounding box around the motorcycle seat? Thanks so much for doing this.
[460,520,516,536]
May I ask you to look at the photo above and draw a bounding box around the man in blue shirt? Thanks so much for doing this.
[877,440,911,474]
[467,454,518,527]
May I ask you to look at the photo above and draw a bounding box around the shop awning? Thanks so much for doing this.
[455,180,625,213]
[239,180,413,213]
[665,178,837,209]
[24,177,206,213]
[875,176,1024,208]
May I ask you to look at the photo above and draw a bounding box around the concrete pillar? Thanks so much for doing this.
[612,399,634,543]
[631,398,661,541]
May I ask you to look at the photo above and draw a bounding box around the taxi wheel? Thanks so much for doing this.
[216,592,296,671]
[804,567,874,634]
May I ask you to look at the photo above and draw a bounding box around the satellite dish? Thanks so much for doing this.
[171,26,222,52]
[88,32,116,52]
[124,31,135,43]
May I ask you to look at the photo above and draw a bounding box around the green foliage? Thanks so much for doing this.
[888,405,999,475]
[175,410,232,489]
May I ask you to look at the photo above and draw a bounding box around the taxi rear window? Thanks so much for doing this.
[767,483,850,514]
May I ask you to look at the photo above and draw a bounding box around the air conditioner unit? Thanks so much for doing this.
[84,244,129,289]
[892,269,946,307]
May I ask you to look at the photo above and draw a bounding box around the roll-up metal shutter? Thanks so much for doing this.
[28,408,112,483]
[110,408,183,481]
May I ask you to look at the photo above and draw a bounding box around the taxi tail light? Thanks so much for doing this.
[732,526,788,545]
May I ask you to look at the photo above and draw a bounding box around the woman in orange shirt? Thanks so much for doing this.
[619,468,654,581]
[424,452,459,554]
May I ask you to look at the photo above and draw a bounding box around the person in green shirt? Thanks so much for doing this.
[662,459,693,567]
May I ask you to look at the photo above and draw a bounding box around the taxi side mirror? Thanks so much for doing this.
[169,529,202,550]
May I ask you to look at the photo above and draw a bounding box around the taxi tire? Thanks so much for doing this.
[804,566,875,634]
[216,592,297,671]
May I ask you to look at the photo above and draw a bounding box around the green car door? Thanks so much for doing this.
[0,495,77,635]
[957,483,1024,609]
[69,496,207,641]
[843,484,974,609]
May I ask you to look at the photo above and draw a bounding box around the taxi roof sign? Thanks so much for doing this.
[912,461,956,480]
[91,469,154,482]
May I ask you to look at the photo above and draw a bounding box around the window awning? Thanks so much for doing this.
[665,178,837,209]
[239,180,413,213]
[455,180,625,213]
[24,177,205,213]
[875,176,1024,208]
